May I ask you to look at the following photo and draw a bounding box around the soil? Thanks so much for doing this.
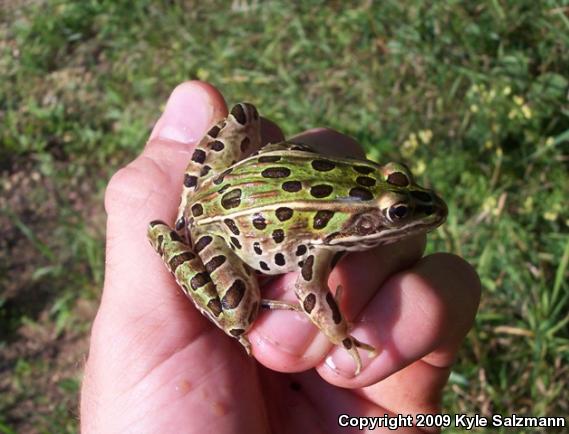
[0,158,101,432]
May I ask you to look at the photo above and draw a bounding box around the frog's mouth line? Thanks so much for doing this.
[319,215,447,248]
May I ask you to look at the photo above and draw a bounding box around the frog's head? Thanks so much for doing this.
[324,162,447,248]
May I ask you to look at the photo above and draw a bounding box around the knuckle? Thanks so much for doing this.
[104,156,171,216]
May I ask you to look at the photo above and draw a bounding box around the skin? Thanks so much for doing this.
[81,81,481,434]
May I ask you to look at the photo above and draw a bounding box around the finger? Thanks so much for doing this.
[289,370,423,434]
[103,89,282,316]
[291,127,366,158]
[319,253,480,392]
[84,85,280,434]
[261,117,285,144]
[83,81,230,430]
[248,128,427,373]
[103,81,227,315]
[90,82,230,387]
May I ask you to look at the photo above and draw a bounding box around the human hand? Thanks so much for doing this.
[81,81,480,433]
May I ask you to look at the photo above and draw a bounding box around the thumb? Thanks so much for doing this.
[102,81,227,313]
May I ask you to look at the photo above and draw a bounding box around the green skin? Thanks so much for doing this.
[147,103,447,375]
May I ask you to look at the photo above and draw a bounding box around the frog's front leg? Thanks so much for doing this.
[295,249,377,375]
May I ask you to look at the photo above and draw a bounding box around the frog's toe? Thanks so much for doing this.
[353,337,378,358]
[238,335,253,356]
[341,336,377,376]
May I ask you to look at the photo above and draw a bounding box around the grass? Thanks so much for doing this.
[1,0,568,432]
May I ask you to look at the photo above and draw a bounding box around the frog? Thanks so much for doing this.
[147,103,448,375]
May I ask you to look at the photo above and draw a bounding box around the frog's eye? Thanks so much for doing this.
[387,203,409,222]
[386,171,410,187]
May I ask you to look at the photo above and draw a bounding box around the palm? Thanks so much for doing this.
[81,82,479,434]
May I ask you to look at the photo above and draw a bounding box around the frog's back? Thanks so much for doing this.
[184,147,383,273]
[192,148,383,215]
[189,148,382,237]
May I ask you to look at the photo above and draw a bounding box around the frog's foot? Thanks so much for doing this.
[260,299,302,312]
[238,335,253,356]
[341,336,378,376]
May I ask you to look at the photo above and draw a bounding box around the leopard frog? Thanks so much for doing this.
[147,103,447,375]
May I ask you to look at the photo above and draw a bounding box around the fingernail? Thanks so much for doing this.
[325,353,357,378]
[256,309,319,357]
[152,84,214,144]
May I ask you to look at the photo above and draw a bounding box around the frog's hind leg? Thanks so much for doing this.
[191,230,263,354]
[147,221,226,332]
[294,249,377,376]
[175,103,262,232]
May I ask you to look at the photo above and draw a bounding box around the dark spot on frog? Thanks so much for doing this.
[218,184,231,194]
[282,180,302,192]
[191,149,206,164]
[354,165,374,175]
[205,255,226,273]
[311,159,336,172]
[222,279,246,309]
[325,293,342,324]
[175,217,185,231]
[231,104,247,125]
[349,187,373,201]
[183,174,197,188]
[213,168,232,185]
[253,242,263,255]
[259,155,281,163]
[230,237,242,249]
[276,207,293,221]
[252,213,267,230]
[224,218,240,235]
[313,210,334,229]
[356,176,376,187]
[210,140,225,151]
[387,172,409,187]
[272,229,285,243]
[274,253,286,266]
[303,293,316,313]
[169,251,195,271]
[191,203,204,217]
[155,234,164,253]
[262,167,291,178]
[310,184,333,198]
[208,125,221,138]
[302,255,314,281]
[194,236,212,253]
[221,189,242,209]
[170,231,183,242]
[200,165,212,177]
[190,272,211,290]
[207,299,222,317]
